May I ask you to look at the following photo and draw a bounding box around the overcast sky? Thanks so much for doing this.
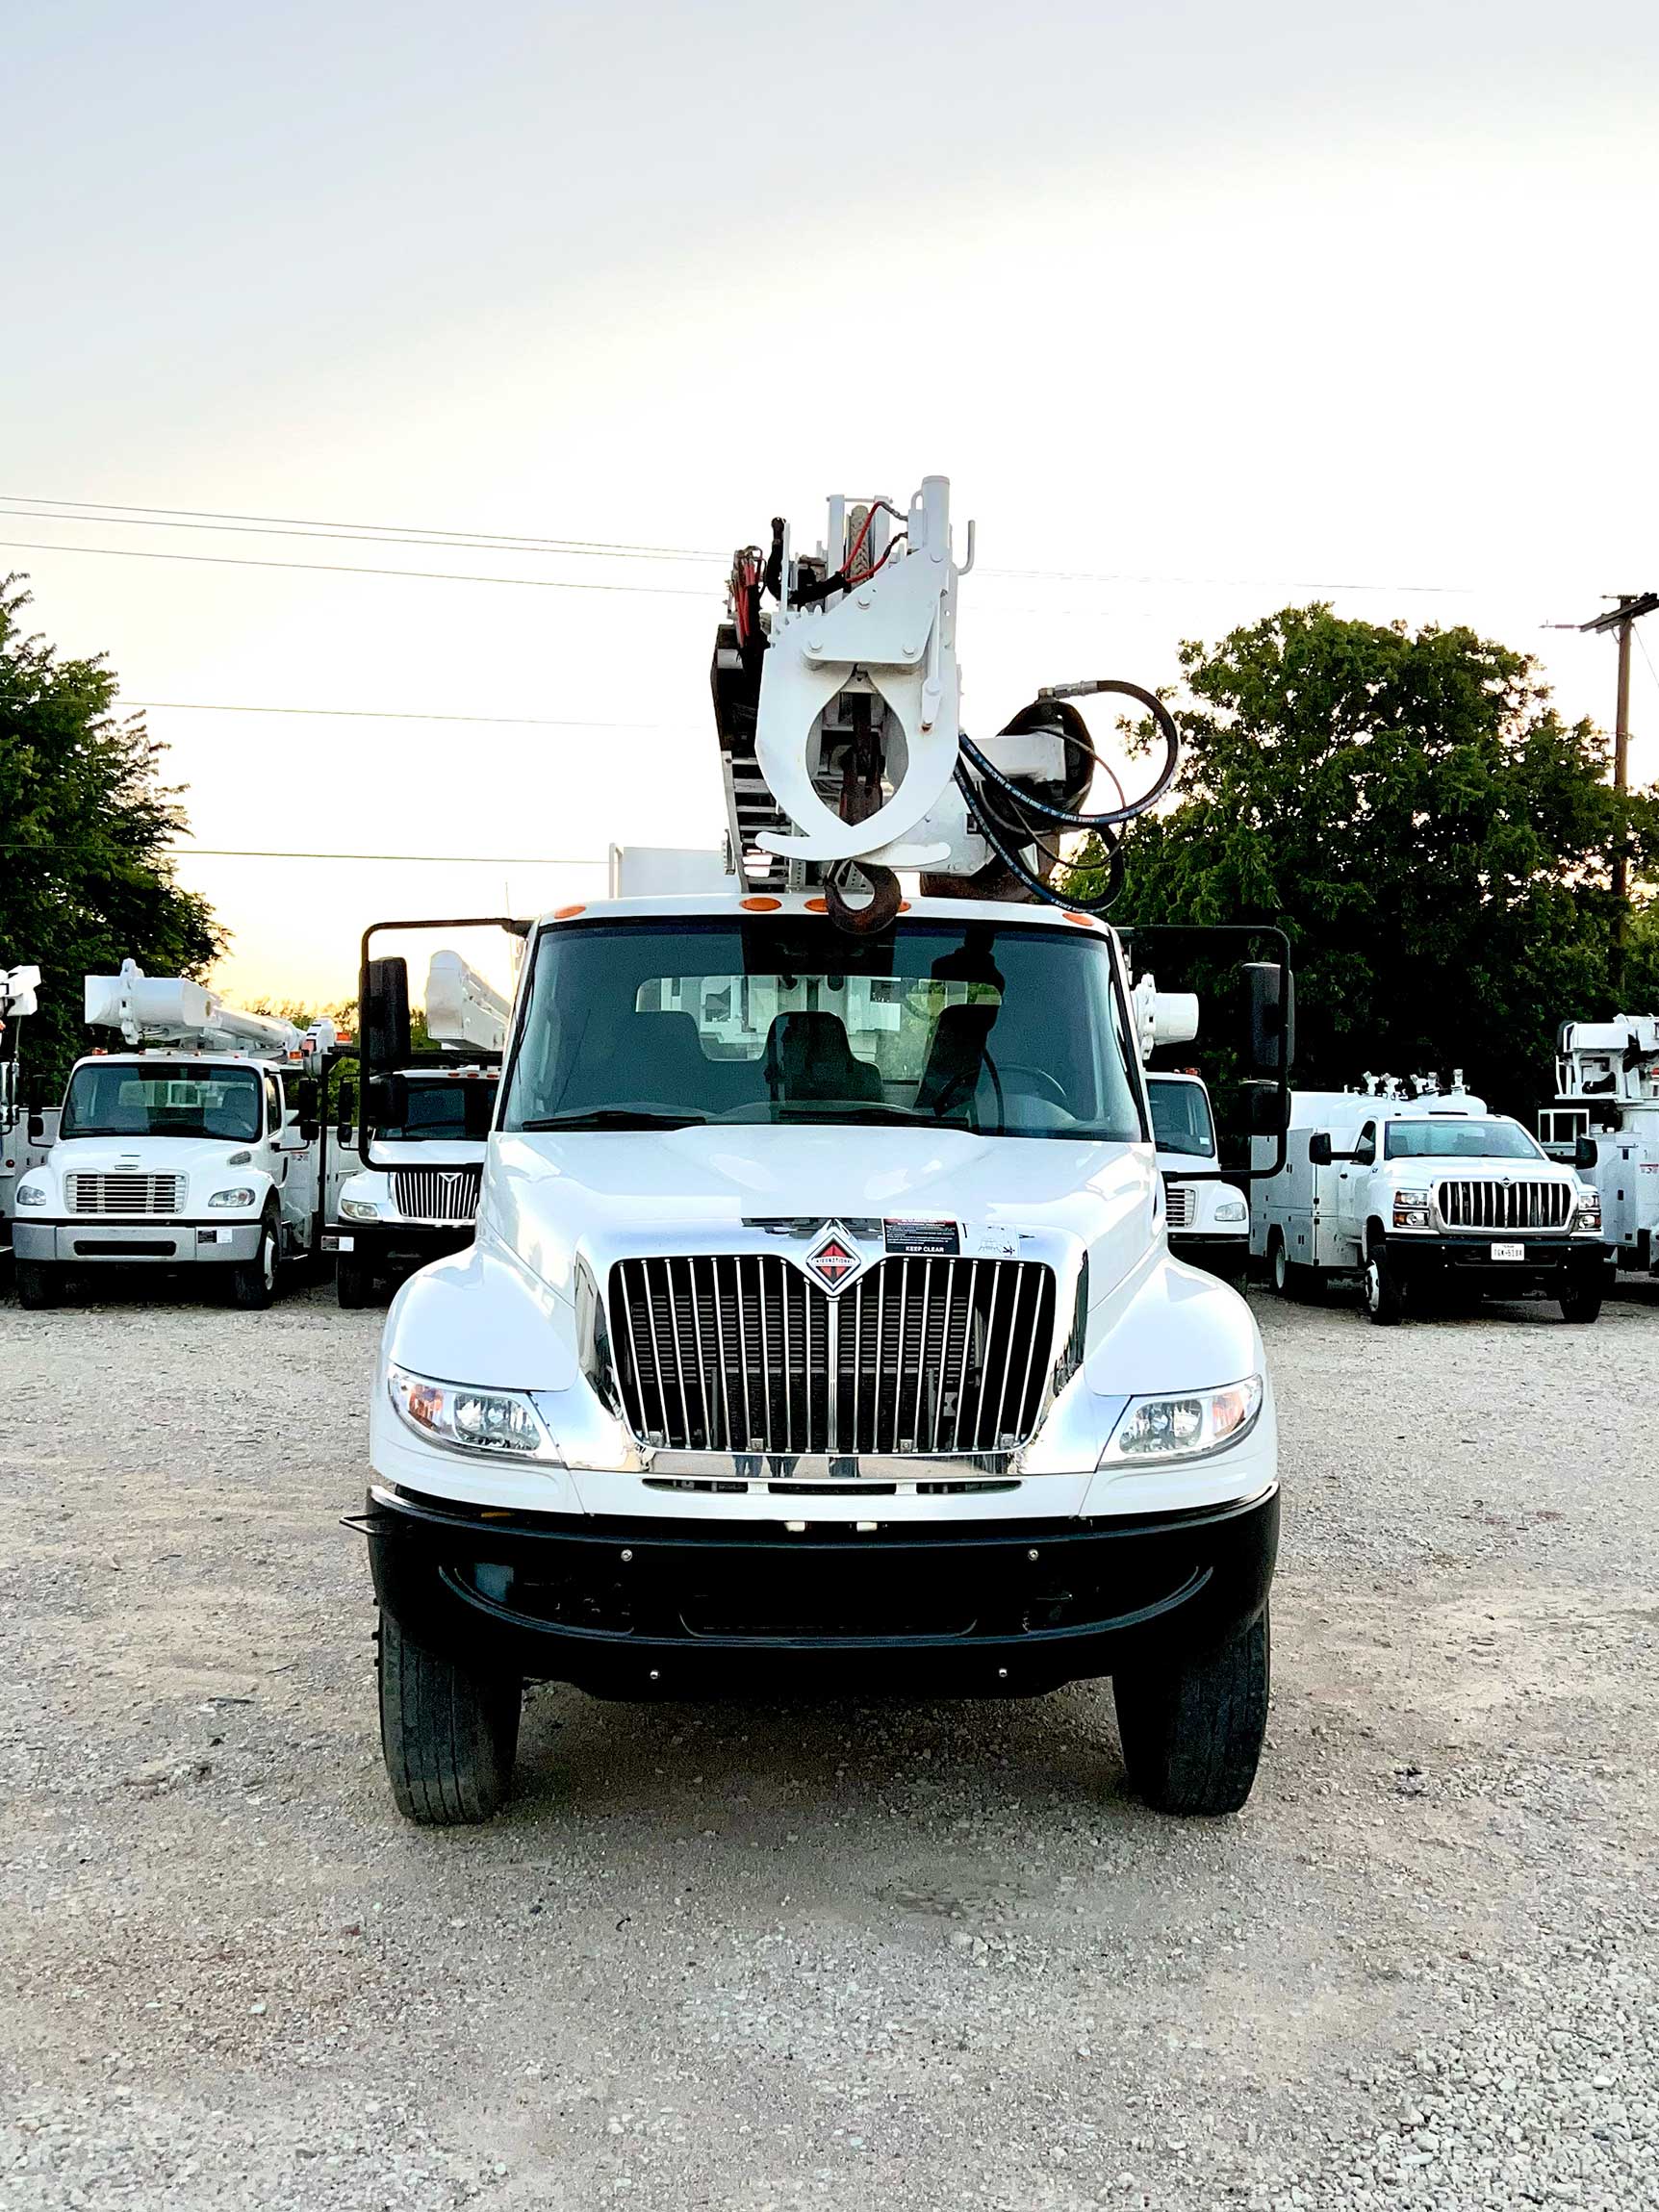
[5,0,1656,1004]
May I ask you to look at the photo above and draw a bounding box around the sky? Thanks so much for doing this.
[5,0,1656,1006]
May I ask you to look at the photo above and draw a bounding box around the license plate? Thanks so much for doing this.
[196,1227,226,1245]
[322,1233,352,1252]
[1491,1241,1525,1261]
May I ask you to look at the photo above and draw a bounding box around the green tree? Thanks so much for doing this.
[0,576,223,1091]
[1068,604,1654,1116]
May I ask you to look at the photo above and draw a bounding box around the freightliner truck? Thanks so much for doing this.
[351,475,1294,1825]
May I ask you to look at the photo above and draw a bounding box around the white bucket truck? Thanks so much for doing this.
[350,475,1293,1826]
[1252,1074,1607,1323]
[13,962,348,1310]
[1540,1016,1659,1278]
[1145,1071,1249,1284]
[328,949,510,1308]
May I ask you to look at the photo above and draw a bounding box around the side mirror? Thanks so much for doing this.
[1308,1131,1334,1166]
[26,1110,44,1142]
[365,1073,409,1131]
[1244,961,1295,1081]
[461,1081,498,1141]
[1249,1085,1291,1136]
[361,955,412,1075]
[336,1078,357,1145]
[1575,1135,1598,1170]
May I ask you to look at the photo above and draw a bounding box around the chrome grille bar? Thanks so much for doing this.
[390,1166,481,1222]
[610,1253,1057,1457]
[1436,1180,1570,1232]
[66,1173,185,1216]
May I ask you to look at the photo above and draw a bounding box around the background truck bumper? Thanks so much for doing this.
[324,1222,473,1272]
[13,1219,263,1265]
[355,1481,1280,1698]
[1169,1233,1248,1284]
[1391,1235,1611,1290]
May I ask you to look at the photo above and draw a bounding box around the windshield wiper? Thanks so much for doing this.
[519,1108,709,1131]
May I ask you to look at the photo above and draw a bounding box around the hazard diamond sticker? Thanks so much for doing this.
[804,1227,861,1292]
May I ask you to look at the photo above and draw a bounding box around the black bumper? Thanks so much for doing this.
[1169,1233,1248,1280]
[356,1483,1280,1698]
[1389,1234,1611,1287]
[325,1223,473,1271]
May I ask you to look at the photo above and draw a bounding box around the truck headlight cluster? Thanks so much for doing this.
[1392,1186,1434,1229]
[341,1196,381,1222]
[15,1182,46,1208]
[1100,1375,1263,1466]
[1573,1187,1602,1232]
[1213,1200,1247,1224]
[208,1186,257,1208]
[388,1363,560,1461]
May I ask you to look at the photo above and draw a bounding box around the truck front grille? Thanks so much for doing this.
[1437,1180,1571,1232]
[65,1173,183,1216]
[1164,1186,1193,1229]
[609,1253,1058,1458]
[391,1166,481,1223]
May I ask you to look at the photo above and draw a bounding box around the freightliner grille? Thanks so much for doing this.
[66,1173,184,1216]
[391,1166,482,1223]
[610,1253,1058,1457]
[1164,1187,1193,1229]
[1437,1180,1572,1232]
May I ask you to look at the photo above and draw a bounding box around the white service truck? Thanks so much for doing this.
[13,963,350,1309]
[351,474,1291,1826]
[1540,1015,1659,1278]
[327,951,509,1308]
[1252,1076,1607,1323]
[1145,1071,1249,1284]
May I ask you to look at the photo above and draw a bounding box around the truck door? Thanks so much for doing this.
[265,1073,305,1245]
[1329,1119,1375,1261]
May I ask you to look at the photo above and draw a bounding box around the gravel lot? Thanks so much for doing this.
[2,1271,1655,2211]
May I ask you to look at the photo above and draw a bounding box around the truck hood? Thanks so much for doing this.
[37,1135,266,1186]
[483,1124,1156,1309]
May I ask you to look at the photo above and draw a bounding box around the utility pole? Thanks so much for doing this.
[1578,592,1658,949]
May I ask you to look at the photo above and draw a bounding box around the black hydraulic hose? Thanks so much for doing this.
[952,763,1125,911]
[957,678,1180,830]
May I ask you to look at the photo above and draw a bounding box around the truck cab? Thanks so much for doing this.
[1145,1071,1249,1284]
[329,1067,497,1307]
[1252,1081,1606,1323]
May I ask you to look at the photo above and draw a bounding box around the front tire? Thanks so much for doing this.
[1363,1243,1405,1325]
[15,1260,63,1310]
[377,1614,522,1825]
[228,1214,280,1309]
[1560,1280,1603,1324]
[1114,1611,1270,1816]
[335,1255,371,1309]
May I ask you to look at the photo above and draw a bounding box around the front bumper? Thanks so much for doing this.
[324,1221,474,1271]
[1388,1233,1611,1286]
[13,1218,263,1265]
[1168,1232,1248,1277]
[356,1480,1280,1697]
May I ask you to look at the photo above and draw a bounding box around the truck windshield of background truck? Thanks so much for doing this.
[1384,1118,1543,1161]
[500,918,1145,1142]
[60,1061,263,1142]
[1148,1079,1216,1157]
[375,1076,495,1140]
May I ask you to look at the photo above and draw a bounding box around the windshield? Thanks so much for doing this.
[501,916,1145,1142]
[62,1061,263,1142]
[1385,1118,1544,1161]
[1148,1079,1215,1157]
[377,1078,495,1140]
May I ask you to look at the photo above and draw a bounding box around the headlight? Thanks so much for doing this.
[1573,1187,1602,1231]
[15,1182,47,1208]
[388,1363,560,1461]
[1392,1186,1434,1228]
[341,1196,381,1222]
[1213,1200,1247,1224]
[1100,1375,1263,1466]
[208,1186,257,1208]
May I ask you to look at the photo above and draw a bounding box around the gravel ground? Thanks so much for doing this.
[1,1269,1655,2211]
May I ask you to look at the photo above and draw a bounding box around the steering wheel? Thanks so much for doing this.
[993,1061,1070,1106]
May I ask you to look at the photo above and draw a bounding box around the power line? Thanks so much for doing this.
[0,538,716,597]
[124,699,680,730]
[1,841,610,864]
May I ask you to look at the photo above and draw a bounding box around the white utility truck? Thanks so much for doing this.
[2,963,45,1257]
[1252,1074,1607,1323]
[328,951,509,1308]
[13,962,348,1309]
[351,475,1292,1826]
[1146,1071,1249,1284]
[1539,1015,1659,1278]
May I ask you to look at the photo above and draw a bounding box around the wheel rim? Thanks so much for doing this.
[1273,1245,1287,1291]
[262,1232,276,1291]
[1365,1260,1380,1312]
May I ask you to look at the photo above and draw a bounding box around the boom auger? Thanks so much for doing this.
[710,473,1181,926]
